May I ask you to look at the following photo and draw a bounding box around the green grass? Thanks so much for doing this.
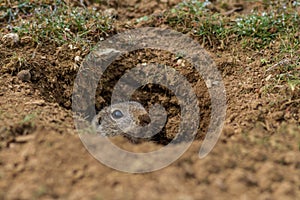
[2,0,298,50]
[0,0,114,46]
[167,0,300,49]
[166,0,300,91]
[235,12,298,48]
[262,56,300,92]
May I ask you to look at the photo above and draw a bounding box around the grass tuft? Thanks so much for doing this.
[167,0,300,49]
[0,0,114,46]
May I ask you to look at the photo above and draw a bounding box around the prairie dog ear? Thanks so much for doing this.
[137,113,151,126]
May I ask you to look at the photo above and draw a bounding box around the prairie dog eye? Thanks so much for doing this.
[111,109,124,119]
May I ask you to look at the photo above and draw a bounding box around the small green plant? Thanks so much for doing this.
[136,16,149,23]
[287,79,300,91]
[272,57,300,91]
[168,0,231,43]
[170,0,210,15]
[33,185,48,199]
[20,113,36,127]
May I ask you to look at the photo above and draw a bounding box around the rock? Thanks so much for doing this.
[2,33,19,46]
[17,70,31,82]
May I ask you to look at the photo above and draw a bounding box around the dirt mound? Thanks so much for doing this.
[0,0,299,199]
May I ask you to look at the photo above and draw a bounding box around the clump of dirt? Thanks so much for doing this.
[0,41,79,108]
[0,74,74,150]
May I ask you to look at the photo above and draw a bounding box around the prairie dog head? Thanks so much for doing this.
[92,101,151,137]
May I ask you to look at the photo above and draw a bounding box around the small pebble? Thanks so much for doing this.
[2,33,19,46]
[74,56,81,62]
[17,70,31,82]
[103,8,118,18]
